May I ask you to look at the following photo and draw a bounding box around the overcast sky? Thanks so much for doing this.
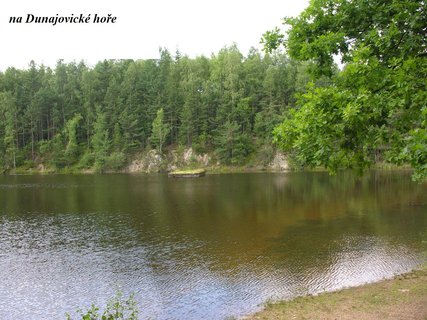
[0,0,309,71]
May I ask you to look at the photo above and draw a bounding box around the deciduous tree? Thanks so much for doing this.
[264,0,427,180]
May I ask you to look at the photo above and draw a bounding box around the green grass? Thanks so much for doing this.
[250,264,427,320]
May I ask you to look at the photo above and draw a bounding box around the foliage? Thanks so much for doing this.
[215,120,253,165]
[0,49,312,171]
[51,133,67,169]
[0,92,17,170]
[264,0,427,180]
[92,106,110,172]
[77,150,95,169]
[64,114,83,165]
[105,152,127,171]
[66,291,138,320]
[150,108,170,154]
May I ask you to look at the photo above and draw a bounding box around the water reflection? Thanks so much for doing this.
[0,171,426,319]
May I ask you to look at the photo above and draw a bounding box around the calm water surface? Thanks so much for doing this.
[0,171,426,319]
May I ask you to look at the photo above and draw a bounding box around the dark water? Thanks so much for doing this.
[0,171,426,319]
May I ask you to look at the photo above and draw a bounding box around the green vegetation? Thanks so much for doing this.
[263,0,427,181]
[0,47,311,173]
[65,292,138,320]
[1,1,425,179]
[150,108,170,154]
[169,168,206,177]
[250,265,427,320]
[169,168,206,174]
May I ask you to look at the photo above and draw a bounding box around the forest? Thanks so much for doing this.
[0,46,315,173]
[0,0,425,181]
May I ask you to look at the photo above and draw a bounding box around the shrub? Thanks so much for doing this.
[65,291,138,320]
[105,152,127,171]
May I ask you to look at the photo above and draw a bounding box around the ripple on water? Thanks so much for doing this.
[0,172,426,319]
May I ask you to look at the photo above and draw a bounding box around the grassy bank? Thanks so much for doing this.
[248,265,427,320]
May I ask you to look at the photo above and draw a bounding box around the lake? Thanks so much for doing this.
[0,171,426,319]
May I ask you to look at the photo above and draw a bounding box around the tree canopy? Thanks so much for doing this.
[263,0,427,180]
[0,47,312,172]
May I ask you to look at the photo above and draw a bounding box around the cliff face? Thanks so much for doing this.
[125,148,212,173]
[124,148,289,173]
[268,152,289,171]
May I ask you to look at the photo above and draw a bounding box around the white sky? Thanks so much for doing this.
[0,0,309,71]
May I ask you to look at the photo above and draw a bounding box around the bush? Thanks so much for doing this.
[38,140,51,158]
[78,151,95,169]
[65,291,138,320]
[255,143,275,166]
[105,152,127,171]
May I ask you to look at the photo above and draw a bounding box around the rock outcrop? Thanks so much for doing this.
[125,148,211,173]
[268,152,289,171]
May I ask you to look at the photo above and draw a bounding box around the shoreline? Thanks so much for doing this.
[0,147,414,176]
[1,164,414,176]
[2,164,289,175]
[246,264,427,320]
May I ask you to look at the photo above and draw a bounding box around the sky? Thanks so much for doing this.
[0,0,309,71]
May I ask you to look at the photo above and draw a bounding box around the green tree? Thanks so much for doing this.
[0,51,309,171]
[51,132,66,168]
[150,108,170,154]
[264,0,427,180]
[92,106,110,171]
[0,92,17,171]
[179,101,193,146]
[112,122,123,152]
[64,113,82,165]
[215,120,251,164]
[120,62,146,148]
[210,45,244,127]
